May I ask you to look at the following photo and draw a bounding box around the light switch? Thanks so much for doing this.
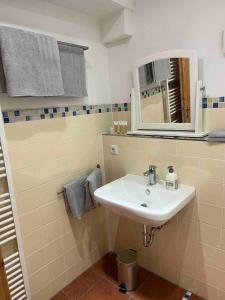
[110,145,119,155]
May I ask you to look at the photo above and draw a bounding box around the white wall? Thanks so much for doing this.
[108,0,225,103]
[0,1,111,110]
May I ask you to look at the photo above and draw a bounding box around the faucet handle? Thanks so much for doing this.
[143,165,157,176]
[149,165,157,172]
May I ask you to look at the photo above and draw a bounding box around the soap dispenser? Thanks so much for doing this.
[165,166,178,190]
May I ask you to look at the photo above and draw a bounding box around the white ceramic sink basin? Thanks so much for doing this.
[94,174,195,226]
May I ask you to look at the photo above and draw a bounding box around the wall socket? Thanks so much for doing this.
[110,145,119,155]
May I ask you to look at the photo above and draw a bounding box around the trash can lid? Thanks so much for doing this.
[117,249,137,264]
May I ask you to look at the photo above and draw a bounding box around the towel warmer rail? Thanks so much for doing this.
[0,105,31,299]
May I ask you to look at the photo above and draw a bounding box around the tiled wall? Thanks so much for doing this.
[4,112,112,299]
[103,135,225,300]
[111,99,225,132]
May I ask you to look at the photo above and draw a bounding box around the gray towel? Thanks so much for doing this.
[84,167,102,211]
[58,43,87,97]
[0,54,6,93]
[63,176,86,220]
[207,130,225,142]
[153,58,171,82]
[63,168,102,219]
[0,26,64,97]
[138,63,154,88]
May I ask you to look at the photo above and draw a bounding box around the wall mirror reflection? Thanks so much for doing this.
[130,49,207,136]
[139,57,190,124]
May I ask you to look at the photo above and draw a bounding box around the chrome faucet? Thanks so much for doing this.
[143,165,157,185]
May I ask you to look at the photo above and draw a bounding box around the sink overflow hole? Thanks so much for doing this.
[141,203,148,207]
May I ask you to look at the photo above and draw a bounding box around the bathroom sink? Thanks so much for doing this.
[94,174,195,226]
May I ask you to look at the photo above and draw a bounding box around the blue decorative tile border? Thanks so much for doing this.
[112,103,131,112]
[202,97,225,108]
[140,89,225,109]
[2,104,111,124]
[140,92,225,109]
[2,103,130,124]
[141,86,162,98]
[3,97,223,124]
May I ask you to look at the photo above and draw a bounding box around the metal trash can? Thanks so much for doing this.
[117,249,138,292]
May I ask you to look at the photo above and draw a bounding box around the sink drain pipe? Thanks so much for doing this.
[142,225,163,247]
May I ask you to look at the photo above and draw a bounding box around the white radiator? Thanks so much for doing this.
[0,105,31,300]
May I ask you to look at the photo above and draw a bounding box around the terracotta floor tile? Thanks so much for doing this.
[79,278,130,300]
[92,252,118,283]
[63,269,102,299]
[131,272,185,300]
[50,292,70,300]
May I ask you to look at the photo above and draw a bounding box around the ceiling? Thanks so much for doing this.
[0,0,135,19]
[44,0,127,18]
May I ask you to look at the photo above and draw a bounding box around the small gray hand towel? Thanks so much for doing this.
[0,26,64,97]
[63,168,102,219]
[84,167,102,211]
[63,176,87,220]
[207,130,225,142]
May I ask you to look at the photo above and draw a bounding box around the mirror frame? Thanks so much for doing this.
[132,49,198,131]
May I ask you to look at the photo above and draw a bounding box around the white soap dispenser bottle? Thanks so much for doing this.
[166,166,178,190]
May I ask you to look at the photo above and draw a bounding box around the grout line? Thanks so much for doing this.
[101,274,118,286]
[62,271,104,300]
[77,276,104,299]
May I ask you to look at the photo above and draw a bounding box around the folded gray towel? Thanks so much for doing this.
[0,26,64,97]
[84,167,102,211]
[64,176,86,220]
[207,130,225,142]
[63,168,102,219]
[58,43,87,97]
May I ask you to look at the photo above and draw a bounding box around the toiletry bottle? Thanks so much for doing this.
[165,166,178,190]
[114,121,119,134]
[123,121,128,134]
[118,121,123,135]
[119,121,123,135]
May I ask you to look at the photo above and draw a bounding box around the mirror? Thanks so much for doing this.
[132,50,201,133]
[139,58,190,124]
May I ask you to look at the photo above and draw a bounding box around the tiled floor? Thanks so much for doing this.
[51,253,204,300]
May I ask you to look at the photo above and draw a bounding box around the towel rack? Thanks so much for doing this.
[57,164,100,196]
[0,41,88,51]
[57,41,89,51]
